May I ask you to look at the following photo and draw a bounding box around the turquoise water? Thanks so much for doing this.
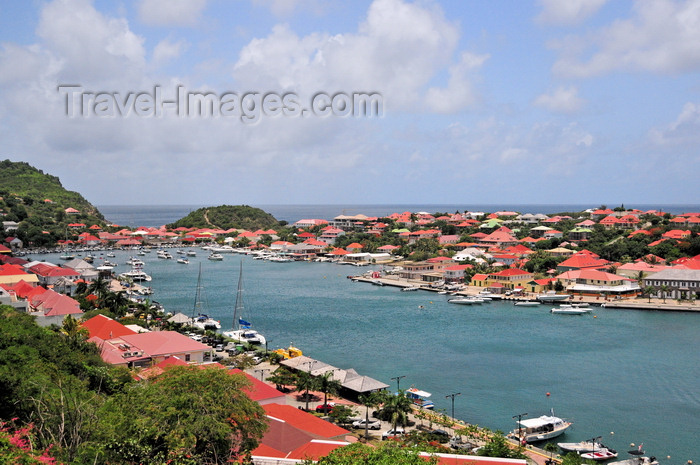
[35,250,699,462]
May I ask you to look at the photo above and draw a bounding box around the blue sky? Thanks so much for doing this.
[0,0,698,206]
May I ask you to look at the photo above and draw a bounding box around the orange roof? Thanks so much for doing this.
[228,369,286,403]
[81,314,137,340]
[262,404,349,439]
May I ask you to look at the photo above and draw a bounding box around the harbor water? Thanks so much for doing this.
[33,249,700,462]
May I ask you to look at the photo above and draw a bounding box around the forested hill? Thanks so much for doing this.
[0,159,106,245]
[168,205,284,230]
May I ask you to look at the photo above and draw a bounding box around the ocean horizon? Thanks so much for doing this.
[98,203,700,228]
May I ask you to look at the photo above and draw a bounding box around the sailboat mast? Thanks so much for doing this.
[193,263,202,317]
[233,261,244,329]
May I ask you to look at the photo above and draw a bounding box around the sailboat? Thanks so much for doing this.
[190,264,221,331]
[223,261,266,345]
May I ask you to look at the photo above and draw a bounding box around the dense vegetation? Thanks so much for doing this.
[0,159,106,247]
[168,204,284,230]
[0,305,267,464]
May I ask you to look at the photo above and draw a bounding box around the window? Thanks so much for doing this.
[185,354,191,362]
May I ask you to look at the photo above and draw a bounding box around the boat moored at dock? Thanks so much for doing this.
[511,413,572,443]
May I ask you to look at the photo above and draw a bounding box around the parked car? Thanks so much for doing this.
[429,429,450,443]
[381,428,405,440]
[352,419,381,430]
[315,403,335,413]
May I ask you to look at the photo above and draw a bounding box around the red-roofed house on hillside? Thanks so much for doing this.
[556,253,610,272]
[82,314,138,340]
[251,403,351,462]
[65,207,80,214]
[662,229,691,240]
[479,227,518,248]
[28,288,83,326]
[0,263,40,287]
[443,264,472,283]
[28,263,80,288]
[228,369,287,405]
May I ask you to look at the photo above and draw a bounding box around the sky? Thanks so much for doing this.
[0,0,698,206]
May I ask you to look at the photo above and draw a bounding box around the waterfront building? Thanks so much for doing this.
[643,268,700,300]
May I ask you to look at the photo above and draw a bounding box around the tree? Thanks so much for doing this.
[307,442,438,465]
[659,284,670,303]
[381,392,413,432]
[328,405,355,426]
[295,370,317,411]
[92,366,267,465]
[317,371,342,414]
[358,391,387,438]
[267,367,298,391]
[644,285,656,303]
[477,431,527,459]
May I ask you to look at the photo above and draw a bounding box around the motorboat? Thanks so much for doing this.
[581,448,619,461]
[177,257,189,264]
[609,449,658,465]
[370,279,384,286]
[559,438,607,453]
[536,291,571,302]
[448,297,478,305]
[551,305,591,315]
[401,286,420,292]
[119,267,152,282]
[511,413,572,443]
[448,296,485,304]
[157,250,173,259]
[515,301,541,306]
[208,253,224,261]
[405,387,434,409]
[186,250,197,256]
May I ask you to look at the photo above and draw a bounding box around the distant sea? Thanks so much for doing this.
[97,204,700,228]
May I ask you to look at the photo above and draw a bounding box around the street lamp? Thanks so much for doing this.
[254,368,269,381]
[445,392,461,436]
[512,412,528,445]
[391,375,406,392]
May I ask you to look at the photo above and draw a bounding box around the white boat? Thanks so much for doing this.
[405,387,434,409]
[401,286,420,292]
[609,449,658,465]
[551,305,591,315]
[106,252,116,257]
[208,253,224,261]
[515,301,541,306]
[558,438,607,453]
[190,264,221,331]
[60,254,75,260]
[536,291,571,302]
[511,413,572,443]
[223,261,266,345]
[211,245,236,253]
[581,448,619,461]
[177,257,189,264]
[119,266,152,282]
[370,279,384,286]
[448,297,478,305]
[186,250,197,256]
[157,250,172,259]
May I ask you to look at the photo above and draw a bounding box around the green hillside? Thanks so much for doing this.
[168,205,283,231]
[0,159,106,246]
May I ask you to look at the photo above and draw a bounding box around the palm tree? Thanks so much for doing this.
[644,285,655,303]
[635,271,647,287]
[60,314,88,348]
[659,284,670,303]
[358,391,387,439]
[87,276,110,299]
[295,371,316,411]
[317,371,342,415]
[382,392,413,432]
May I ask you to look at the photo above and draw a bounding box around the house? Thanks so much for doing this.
[293,219,328,228]
[318,228,345,245]
[83,316,211,367]
[229,368,287,405]
[556,270,640,297]
[27,288,83,326]
[28,263,81,289]
[478,227,518,248]
[251,403,351,462]
[0,263,40,286]
[556,253,610,272]
[486,268,533,290]
[642,269,700,300]
[443,264,472,283]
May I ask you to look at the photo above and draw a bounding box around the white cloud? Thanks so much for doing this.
[533,86,584,113]
[550,0,700,77]
[649,102,700,146]
[425,51,489,113]
[152,39,188,67]
[536,0,609,25]
[37,0,145,83]
[138,0,207,27]
[252,0,306,16]
[233,0,476,112]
